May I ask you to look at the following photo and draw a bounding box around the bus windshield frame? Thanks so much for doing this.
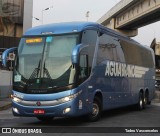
[13,33,80,94]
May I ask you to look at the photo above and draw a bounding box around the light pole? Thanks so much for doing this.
[86,11,90,22]
[33,17,40,21]
[33,17,41,26]
[42,6,53,24]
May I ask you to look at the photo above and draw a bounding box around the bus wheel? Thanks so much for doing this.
[144,92,151,105]
[136,92,144,110]
[37,116,54,122]
[88,97,102,122]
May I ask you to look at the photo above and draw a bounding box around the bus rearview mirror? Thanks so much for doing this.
[2,47,17,67]
[71,44,82,64]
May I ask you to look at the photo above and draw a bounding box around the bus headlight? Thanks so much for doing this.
[12,96,22,103]
[58,90,82,104]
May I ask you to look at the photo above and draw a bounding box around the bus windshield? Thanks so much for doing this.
[14,34,80,92]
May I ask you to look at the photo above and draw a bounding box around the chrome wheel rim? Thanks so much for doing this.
[140,97,143,109]
[92,103,99,117]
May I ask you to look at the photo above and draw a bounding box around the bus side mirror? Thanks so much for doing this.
[2,47,17,68]
[71,44,81,64]
[71,44,88,64]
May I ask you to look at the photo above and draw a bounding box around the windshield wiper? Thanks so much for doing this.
[43,60,52,79]
[29,59,41,79]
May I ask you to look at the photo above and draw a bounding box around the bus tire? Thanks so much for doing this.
[37,116,54,122]
[136,92,144,110]
[144,92,150,105]
[145,92,151,105]
[87,96,102,122]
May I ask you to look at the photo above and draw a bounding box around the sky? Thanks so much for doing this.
[32,0,160,46]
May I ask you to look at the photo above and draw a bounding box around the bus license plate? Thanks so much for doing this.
[34,109,45,114]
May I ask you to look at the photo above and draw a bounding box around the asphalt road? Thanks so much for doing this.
[0,103,160,136]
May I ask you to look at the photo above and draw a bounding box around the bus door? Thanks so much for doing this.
[80,29,98,105]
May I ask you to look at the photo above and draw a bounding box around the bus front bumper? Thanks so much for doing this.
[12,99,84,117]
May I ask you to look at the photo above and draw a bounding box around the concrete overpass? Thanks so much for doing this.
[97,0,160,37]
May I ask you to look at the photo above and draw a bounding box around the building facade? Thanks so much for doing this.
[150,38,160,86]
[0,0,24,49]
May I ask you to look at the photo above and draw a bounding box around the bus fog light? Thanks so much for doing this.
[63,107,71,114]
[13,107,19,114]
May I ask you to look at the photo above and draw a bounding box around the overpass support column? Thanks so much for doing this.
[106,18,138,37]
[116,29,138,37]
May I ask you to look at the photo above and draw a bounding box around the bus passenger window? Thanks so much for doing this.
[97,34,114,65]
[113,39,125,63]
[97,34,125,65]
[81,29,98,72]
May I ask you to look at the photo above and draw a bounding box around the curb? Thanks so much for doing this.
[0,102,12,111]
[152,99,160,103]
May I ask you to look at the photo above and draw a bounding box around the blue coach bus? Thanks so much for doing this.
[2,22,155,121]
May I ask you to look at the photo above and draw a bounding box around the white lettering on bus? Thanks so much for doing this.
[105,61,135,78]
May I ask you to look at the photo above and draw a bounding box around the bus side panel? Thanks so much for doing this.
[89,63,155,111]
[89,65,133,110]
[130,68,155,105]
